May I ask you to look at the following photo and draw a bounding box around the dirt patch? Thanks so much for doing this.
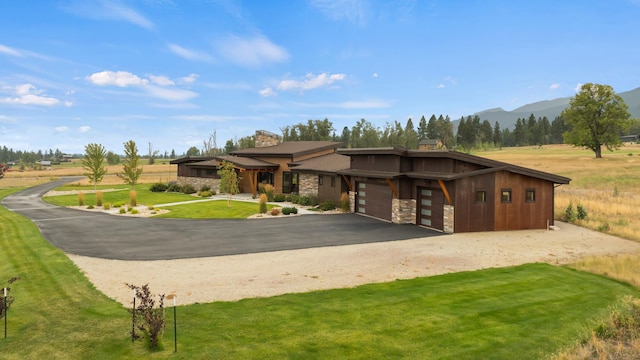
[66,221,640,306]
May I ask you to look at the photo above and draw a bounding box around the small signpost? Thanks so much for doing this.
[166,293,178,352]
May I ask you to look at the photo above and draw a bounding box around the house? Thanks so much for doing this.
[171,130,350,201]
[418,139,446,150]
[337,148,570,233]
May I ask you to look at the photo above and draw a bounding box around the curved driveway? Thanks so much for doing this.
[2,178,440,260]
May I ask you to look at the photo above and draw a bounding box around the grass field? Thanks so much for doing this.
[1,189,635,358]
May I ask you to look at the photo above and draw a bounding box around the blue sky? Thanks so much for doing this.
[1,0,639,155]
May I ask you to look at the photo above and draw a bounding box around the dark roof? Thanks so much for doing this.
[289,153,351,173]
[419,139,441,145]
[337,148,570,184]
[170,156,212,164]
[231,141,342,158]
[185,156,279,170]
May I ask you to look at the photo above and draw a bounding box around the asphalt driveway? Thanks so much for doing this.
[2,178,441,260]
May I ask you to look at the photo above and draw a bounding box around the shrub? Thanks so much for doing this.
[103,202,111,210]
[263,184,275,202]
[96,191,103,206]
[270,207,281,216]
[598,222,611,232]
[130,208,139,215]
[127,284,165,350]
[289,194,300,204]
[182,183,196,194]
[130,190,137,207]
[149,183,168,192]
[319,200,336,211]
[199,190,213,197]
[298,196,311,206]
[113,202,124,208]
[258,194,268,214]
[78,191,85,206]
[199,185,210,192]
[119,208,126,214]
[87,205,94,209]
[564,201,576,223]
[167,183,182,192]
[284,194,292,202]
[340,192,350,212]
[308,195,319,207]
[274,193,286,202]
[577,203,588,220]
[282,206,298,215]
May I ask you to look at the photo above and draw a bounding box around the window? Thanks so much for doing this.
[476,190,487,203]
[318,175,323,185]
[501,189,512,203]
[526,189,536,203]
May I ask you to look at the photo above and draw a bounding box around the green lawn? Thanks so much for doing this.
[1,187,637,359]
[42,184,273,219]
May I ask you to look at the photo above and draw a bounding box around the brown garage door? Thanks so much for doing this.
[418,187,444,231]
[356,182,392,221]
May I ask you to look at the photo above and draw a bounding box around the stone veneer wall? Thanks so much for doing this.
[298,173,317,196]
[392,198,416,224]
[255,130,280,148]
[177,176,220,193]
[443,204,454,233]
[349,191,356,213]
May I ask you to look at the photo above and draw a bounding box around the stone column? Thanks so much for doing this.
[443,205,454,233]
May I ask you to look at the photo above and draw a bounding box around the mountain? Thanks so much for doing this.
[467,87,640,130]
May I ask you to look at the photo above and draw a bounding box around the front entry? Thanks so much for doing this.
[418,187,444,231]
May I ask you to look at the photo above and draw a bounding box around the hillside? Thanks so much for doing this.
[468,86,640,130]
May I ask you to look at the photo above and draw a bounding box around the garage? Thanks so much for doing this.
[418,187,445,231]
[356,181,392,221]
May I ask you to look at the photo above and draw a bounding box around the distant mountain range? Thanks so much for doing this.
[467,87,640,130]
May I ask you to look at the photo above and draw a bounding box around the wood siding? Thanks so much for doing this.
[493,171,554,231]
[453,174,495,233]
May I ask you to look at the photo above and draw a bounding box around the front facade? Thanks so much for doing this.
[337,148,570,233]
[171,131,349,202]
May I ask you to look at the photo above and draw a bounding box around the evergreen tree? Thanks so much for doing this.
[493,121,502,146]
[427,115,438,139]
[404,118,419,149]
[417,115,428,141]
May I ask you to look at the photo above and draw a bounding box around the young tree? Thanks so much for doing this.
[119,140,143,188]
[81,143,107,191]
[562,83,634,158]
[147,142,159,165]
[217,160,239,207]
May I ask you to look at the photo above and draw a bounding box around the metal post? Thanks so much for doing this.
[3,287,7,340]
[173,298,177,352]
[131,289,136,343]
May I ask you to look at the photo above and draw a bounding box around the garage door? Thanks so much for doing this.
[418,187,444,231]
[356,182,392,221]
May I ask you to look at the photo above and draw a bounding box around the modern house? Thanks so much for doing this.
[171,130,350,201]
[337,148,570,233]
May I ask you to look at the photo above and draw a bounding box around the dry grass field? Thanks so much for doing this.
[0,160,176,188]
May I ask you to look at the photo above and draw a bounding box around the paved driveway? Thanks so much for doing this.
[2,178,441,260]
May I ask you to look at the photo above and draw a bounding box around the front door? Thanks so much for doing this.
[418,187,444,230]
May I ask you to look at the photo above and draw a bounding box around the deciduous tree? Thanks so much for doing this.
[562,83,634,158]
[82,143,107,191]
[119,140,143,188]
[217,160,240,207]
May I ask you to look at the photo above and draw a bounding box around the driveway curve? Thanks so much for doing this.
[2,178,440,260]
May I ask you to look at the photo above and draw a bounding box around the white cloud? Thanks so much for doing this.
[87,71,149,87]
[436,84,445,89]
[0,43,23,57]
[55,126,70,132]
[63,0,154,29]
[149,75,175,86]
[78,126,91,133]
[167,43,213,62]
[309,0,368,25]
[574,83,583,92]
[0,84,61,106]
[145,85,198,101]
[0,115,16,124]
[276,72,346,92]
[550,83,560,90]
[217,35,289,68]
[372,72,378,78]
[259,87,277,97]
[180,74,199,84]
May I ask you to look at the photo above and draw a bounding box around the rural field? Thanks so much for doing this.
[1,145,640,358]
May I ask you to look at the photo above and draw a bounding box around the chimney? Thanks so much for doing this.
[255,130,281,148]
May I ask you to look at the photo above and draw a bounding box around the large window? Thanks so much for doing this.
[501,189,512,203]
[476,190,487,203]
